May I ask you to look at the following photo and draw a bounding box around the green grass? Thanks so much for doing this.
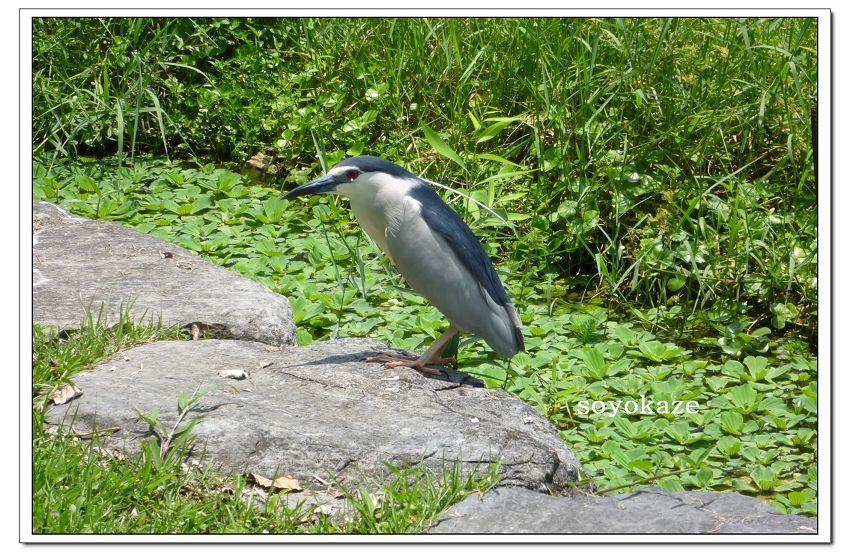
[32,18,817,323]
[31,16,819,528]
[35,421,498,534]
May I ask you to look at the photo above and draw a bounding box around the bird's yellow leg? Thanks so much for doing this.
[366,324,461,375]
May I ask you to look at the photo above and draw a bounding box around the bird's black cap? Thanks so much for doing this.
[335,155,419,179]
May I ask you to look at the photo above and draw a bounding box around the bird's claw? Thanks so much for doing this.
[365,352,449,376]
[385,360,445,376]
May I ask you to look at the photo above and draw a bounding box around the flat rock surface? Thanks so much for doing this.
[32,201,295,346]
[428,486,818,534]
[46,338,581,494]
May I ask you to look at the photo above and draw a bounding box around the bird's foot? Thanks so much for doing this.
[365,352,454,376]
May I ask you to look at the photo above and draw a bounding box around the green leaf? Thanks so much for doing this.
[140,438,162,469]
[788,489,815,506]
[716,436,741,457]
[175,235,203,253]
[750,465,779,490]
[420,123,466,170]
[727,383,759,412]
[744,355,769,378]
[475,117,520,144]
[581,347,608,379]
[751,327,772,337]
[665,421,696,444]
[190,196,213,214]
[134,406,160,430]
[477,153,524,167]
[78,175,98,193]
[178,391,190,413]
[162,200,181,214]
[666,276,686,291]
[719,411,744,435]
[696,467,715,486]
[295,328,313,346]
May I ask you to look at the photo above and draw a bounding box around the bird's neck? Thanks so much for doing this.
[346,176,418,259]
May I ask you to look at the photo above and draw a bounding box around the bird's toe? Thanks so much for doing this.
[365,352,446,376]
[365,351,418,364]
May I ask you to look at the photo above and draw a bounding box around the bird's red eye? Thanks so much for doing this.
[346,169,360,181]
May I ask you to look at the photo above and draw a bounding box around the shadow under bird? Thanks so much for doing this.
[284,155,524,374]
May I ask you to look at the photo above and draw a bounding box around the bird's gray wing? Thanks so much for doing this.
[408,185,512,308]
[397,184,524,355]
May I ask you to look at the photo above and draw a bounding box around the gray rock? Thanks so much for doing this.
[32,201,295,346]
[46,338,581,494]
[428,486,818,534]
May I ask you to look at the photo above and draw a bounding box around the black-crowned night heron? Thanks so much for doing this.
[284,155,524,374]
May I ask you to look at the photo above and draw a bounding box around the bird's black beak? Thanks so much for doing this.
[283,174,341,199]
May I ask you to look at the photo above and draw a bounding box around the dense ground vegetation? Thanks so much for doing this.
[32,17,818,531]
